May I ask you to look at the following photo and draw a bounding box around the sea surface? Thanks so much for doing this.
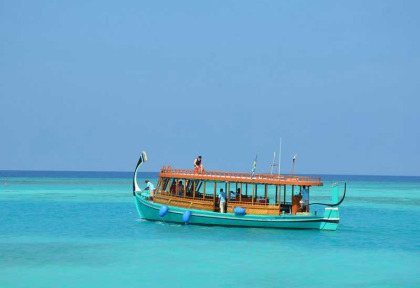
[0,171,419,288]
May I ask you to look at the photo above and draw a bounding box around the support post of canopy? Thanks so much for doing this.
[307,186,310,213]
[283,185,286,206]
[278,185,282,214]
[252,184,255,204]
[292,185,295,213]
[193,181,196,199]
[203,182,206,199]
[184,180,187,198]
[227,183,231,204]
[156,178,162,194]
[275,185,278,204]
[240,183,242,202]
[213,182,216,206]
[175,179,179,196]
[264,184,268,204]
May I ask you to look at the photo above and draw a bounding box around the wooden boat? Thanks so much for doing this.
[132,151,346,231]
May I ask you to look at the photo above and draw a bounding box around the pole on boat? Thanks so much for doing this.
[270,152,276,175]
[227,182,231,204]
[291,154,297,176]
[252,184,255,204]
[278,138,282,177]
[283,185,286,207]
[264,184,268,204]
[275,185,278,204]
[213,182,216,207]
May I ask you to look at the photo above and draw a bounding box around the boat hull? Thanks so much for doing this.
[135,193,339,231]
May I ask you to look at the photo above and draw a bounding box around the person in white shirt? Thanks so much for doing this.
[145,180,155,198]
[218,188,227,213]
[300,186,309,212]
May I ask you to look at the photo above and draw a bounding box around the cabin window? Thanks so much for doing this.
[161,178,170,193]
[169,179,177,195]
[204,182,216,199]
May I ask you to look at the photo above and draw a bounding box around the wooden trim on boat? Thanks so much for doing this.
[153,194,286,215]
[227,203,280,215]
[154,194,215,212]
[159,167,323,186]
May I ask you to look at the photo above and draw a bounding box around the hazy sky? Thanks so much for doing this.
[0,1,419,175]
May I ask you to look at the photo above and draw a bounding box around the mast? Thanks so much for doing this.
[278,138,282,177]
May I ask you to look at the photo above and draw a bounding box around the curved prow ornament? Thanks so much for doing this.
[309,183,346,207]
[132,151,148,196]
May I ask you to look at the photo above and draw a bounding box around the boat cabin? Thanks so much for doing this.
[151,166,323,216]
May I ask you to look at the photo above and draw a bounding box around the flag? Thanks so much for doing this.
[251,153,258,178]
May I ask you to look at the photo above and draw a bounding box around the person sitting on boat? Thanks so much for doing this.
[235,188,241,199]
[177,181,184,196]
[145,180,155,199]
[218,188,227,213]
[194,156,204,173]
[300,186,309,212]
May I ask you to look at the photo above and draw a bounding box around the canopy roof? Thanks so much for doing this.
[159,166,323,187]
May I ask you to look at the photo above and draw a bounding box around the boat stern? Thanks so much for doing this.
[320,207,340,231]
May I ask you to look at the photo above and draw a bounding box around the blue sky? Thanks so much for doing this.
[0,1,419,175]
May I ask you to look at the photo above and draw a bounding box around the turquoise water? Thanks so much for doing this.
[0,172,419,288]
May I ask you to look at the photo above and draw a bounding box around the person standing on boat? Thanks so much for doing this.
[194,156,204,173]
[177,181,184,196]
[218,188,227,213]
[300,186,309,212]
[145,180,155,199]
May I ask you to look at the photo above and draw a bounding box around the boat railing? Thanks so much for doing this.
[157,191,215,203]
[159,166,322,184]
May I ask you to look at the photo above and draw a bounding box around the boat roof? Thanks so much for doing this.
[159,166,323,186]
